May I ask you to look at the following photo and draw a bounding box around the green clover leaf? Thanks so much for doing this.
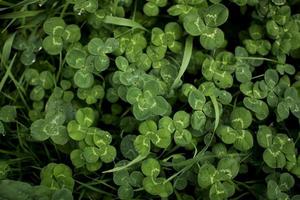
[200,27,225,50]
[216,125,237,144]
[66,47,87,69]
[141,158,160,177]
[70,149,86,168]
[40,163,74,191]
[31,115,69,145]
[42,36,63,55]
[257,125,273,148]
[42,17,80,55]
[203,3,229,27]
[174,129,192,146]
[183,12,206,36]
[230,107,252,130]
[173,111,190,130]
[263,146,286,169]
[143,177,173,198]
[143,0,167,16]
[73,0,98,14]
[134,135,151,156]
[188,90,206,110]
[77,84,105,104]
[191,111,206,131]
[151,22,183,53]
[0,105,16,123]
[118,185,134,200]
[120,135,139,160]
[159,116,176,133]
[152,128,172,148]
[217,158,240,180]
[209,182,228,200]
[198,163,218,188]
[99,145,117,163]
[243,97,269,120]
[43,17,66,36]
[67,107,95,141]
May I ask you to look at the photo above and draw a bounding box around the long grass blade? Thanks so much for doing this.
[171,36,193,89]
[0,10,44,19]
[1,33,15,66]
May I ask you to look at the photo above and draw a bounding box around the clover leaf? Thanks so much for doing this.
[87,37,119,72]
[13,33,42,65]
[188,89,206,110]
[40,163,74,191]
[202,56,234,89]
[216,107,253,151]
[183,12,206,36]
[276,87,300,121]
[126,80,171,120]
[0,105,16,123]
[143,0,167,16]
[266,173,295,200]
[141,159,173,198]
[67,107,95,141]
[30,113,69,145]
[143,177,173,198]
[24,69,55,101]
[72,0,98,14]
[134,120,172,156]
[257,126,296,169]
[42,17,81,55]
[151,22,183,53]
[243,97,269,120]
[198,158,238,200]
[202,3,229,27]
[198,162,218,188]
[70,137,116,171]
[183,3,228,50]
[141,158,160,177]
[168,0,204,16]
[230,107,252,130]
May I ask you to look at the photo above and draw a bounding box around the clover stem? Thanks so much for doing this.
[171,36,193,89]
[102,155,146,173]
[60,3,69,18]
[133,188,144,192]
[251,74,265,80]
[56,52,62,83]
[75,180,117,196]
[132,0,138,20]
[236,56,278,63]
[103,16,147,31]
[230,192,250,200]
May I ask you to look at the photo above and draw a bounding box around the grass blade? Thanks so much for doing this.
[171,36,193,89]
[0,10,44,19]
[103,16,147,31]
[1,33,15,66]
[0,54,16,93]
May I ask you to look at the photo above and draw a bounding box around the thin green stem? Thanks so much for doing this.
[60,2,69,18]
[75,180,117,197]
[236,56,278,63]
[102,155,146,173]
